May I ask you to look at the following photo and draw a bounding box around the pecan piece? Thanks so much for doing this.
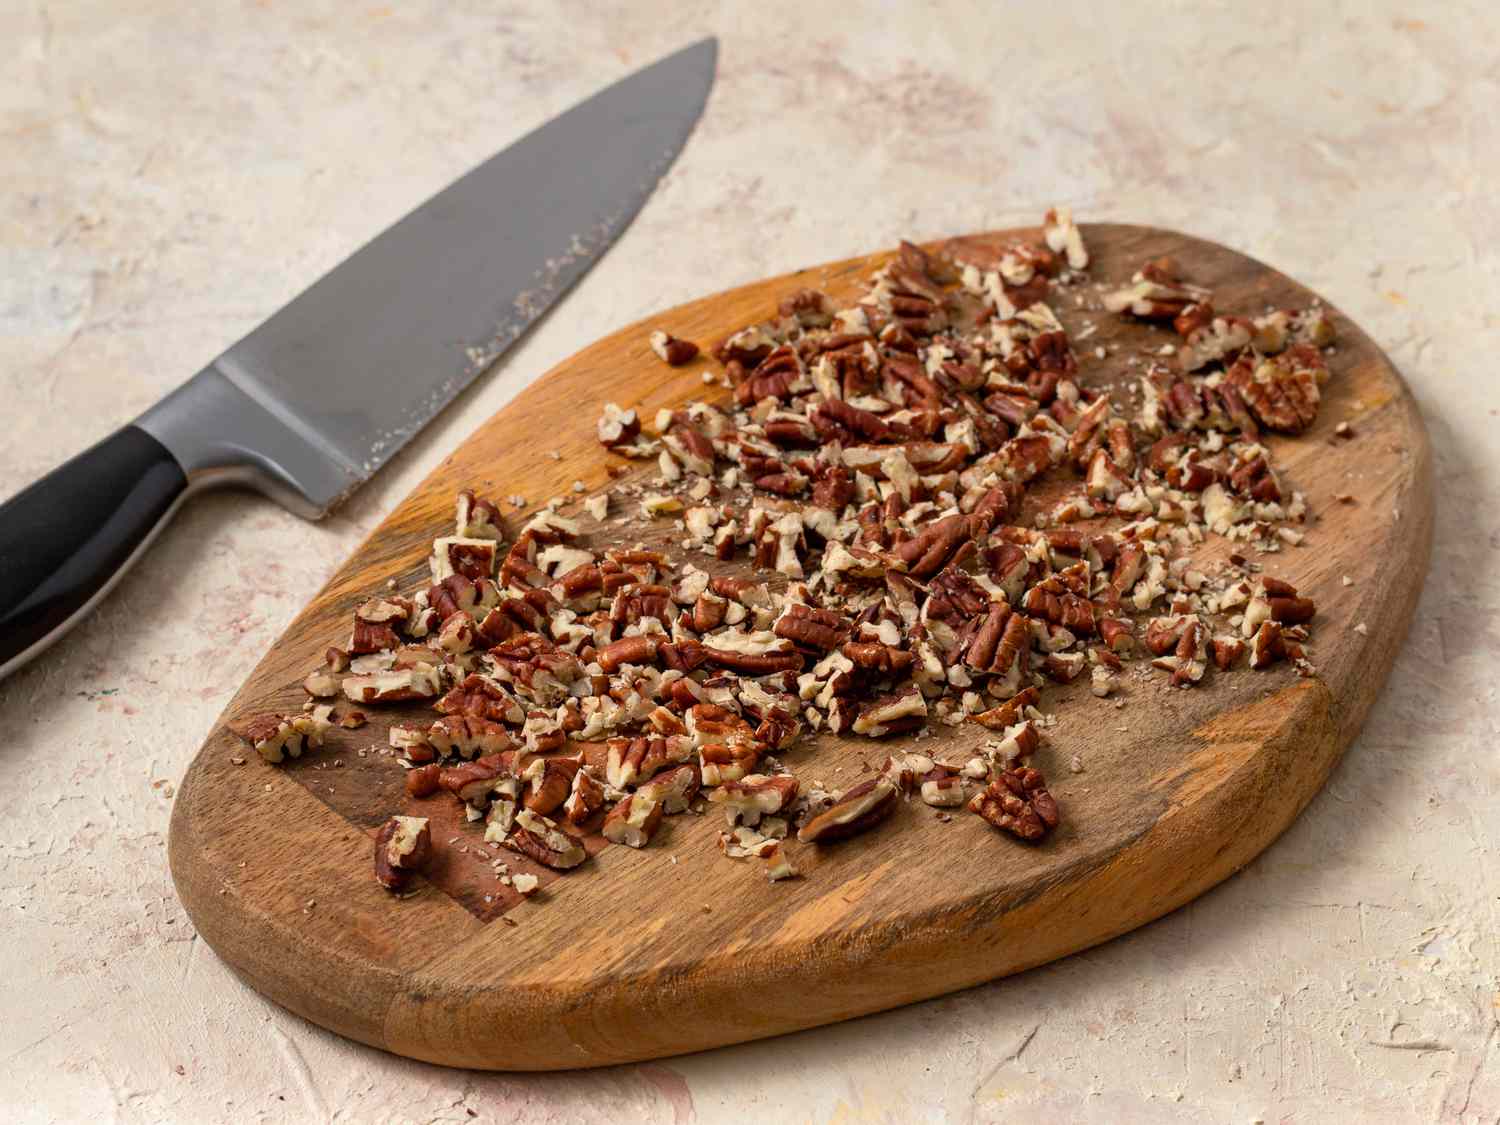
[605,735,692,789]
[405,763,443,798]
[597,635,660,673]
[236,708,333,764]
[1269,596,1316,625]
[851,684,928,737]
[1249,620,1288,669]
[505,809,587,870]
[971,686,1039,731]
[596,402,642,448]
[919,765,966,808]
[427,715,517,759]
[969,767,1059,841]
[439,753,515,806]
[564,768,603,828]
[892,514,969,579]
[374,815,431,891]
[707,773,799,827]
[649,329,700,366]
[841,641,914,674]
[602,795,664,849]
[634,762,702,814]
[797,777,899,844]
[341,665,443,704]
[773,603,848,652]
[1225,347,1325,434]
[522,756,581,816]
[455,488,504,540]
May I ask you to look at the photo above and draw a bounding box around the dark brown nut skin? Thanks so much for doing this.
[701,648,804,675]
[797,778,899,844]
[1268,596,1316,624]
[774,604,848,652]
[598,635,659,673]
[659,640,709,673]
[969,768,1059,841]
[373,817,432,891]
[405,764,443,798]
[892,514,969,579]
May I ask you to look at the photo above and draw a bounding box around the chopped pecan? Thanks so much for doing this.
[597,402,642,448]
[797,777,899,844]
[971,686,1039,731]
[522,756,581,816]
[774,603,848,651]
[404,763,443,799]
[634,762,702,814]
[598,635,660,673]
[851,684,928,737]
[707,773,799,826]
[561,768,605,825]
[650,330,700,366]
[892,514,969,578]
[439,753,515,805]
[969,767,1059,841]
[779,287,834,327]
[841,641,914,674]
[341,665,443,704]
[436,674,525,724]
[506,810,587,870]
[374,815,431,891]
[236,708,333,764]
[455,489,503,540]
[606,735,692,789]
[1249,620,1288,669]
[919,765,966,808]
[602,795,664,848]
[1269,596,1316,624]
[427,715,516,759]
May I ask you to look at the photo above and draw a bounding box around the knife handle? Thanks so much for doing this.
[0,425,187,680]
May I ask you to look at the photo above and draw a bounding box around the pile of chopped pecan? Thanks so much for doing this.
[235,210,1331,897]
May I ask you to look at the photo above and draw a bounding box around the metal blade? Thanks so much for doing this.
[138,39,716,516]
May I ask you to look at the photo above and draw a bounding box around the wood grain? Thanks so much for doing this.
[168,223,1432,1070]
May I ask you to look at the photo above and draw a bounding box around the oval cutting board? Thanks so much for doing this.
[169,223,1431,1070]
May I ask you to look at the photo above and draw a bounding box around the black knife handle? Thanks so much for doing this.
[0,425,186,679]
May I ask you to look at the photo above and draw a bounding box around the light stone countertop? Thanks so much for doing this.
[2,3,1497,1122]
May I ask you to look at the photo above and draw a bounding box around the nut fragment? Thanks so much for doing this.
[506,809,587,870]
[650,330,700,366]
[596,402,642,449]
[602,794,664,848]
[707,773,799,826]
[374,815,431,891]
[236,708,333,764]
[797,778,899,843]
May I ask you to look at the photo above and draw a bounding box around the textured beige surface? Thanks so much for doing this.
[0,2,1495,1122]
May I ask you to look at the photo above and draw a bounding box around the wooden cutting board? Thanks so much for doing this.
[168,223,1431,1071]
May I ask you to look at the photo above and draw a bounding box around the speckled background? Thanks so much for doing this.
[2,2,1497,1121]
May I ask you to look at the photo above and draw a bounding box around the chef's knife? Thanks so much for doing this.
[0,38,717,682]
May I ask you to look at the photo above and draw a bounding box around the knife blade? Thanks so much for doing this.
[0,38,717,681]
